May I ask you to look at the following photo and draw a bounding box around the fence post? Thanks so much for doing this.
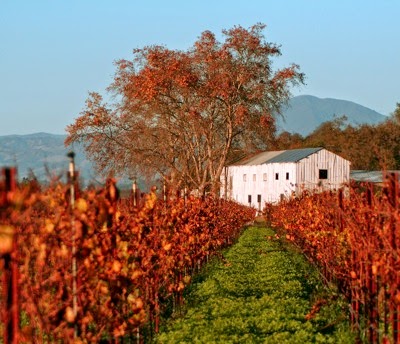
[184,186,187,209]
[132,177,137,208]
[163,179,167,209]
[67,152,78,339]
[388,173,399,344]
[1,167,19,344]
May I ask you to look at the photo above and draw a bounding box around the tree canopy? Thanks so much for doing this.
[272,104,400,170]
[66,24,304,194]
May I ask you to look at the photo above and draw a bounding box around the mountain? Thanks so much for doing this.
[0,96,389,182]
[0,133,96,183]
[277,95,387,136]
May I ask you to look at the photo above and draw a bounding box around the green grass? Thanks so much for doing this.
[154,226,354,343]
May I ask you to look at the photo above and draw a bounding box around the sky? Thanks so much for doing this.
[1,0,399,136]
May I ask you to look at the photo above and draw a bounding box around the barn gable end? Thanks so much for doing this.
[221,148,350,207]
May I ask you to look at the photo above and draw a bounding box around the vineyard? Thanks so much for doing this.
[1,160,400,343]
[266,173,400,344]
[0,165,255,343]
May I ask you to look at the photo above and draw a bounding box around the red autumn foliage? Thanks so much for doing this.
[66,24,304,196]
[0,175,255,342]
[265,175,400,343]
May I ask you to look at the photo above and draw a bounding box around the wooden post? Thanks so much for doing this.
[132,177,137,207]
[67,152,78,338]
[364,185,379,343]
[224,166,228,199]
[383,172,400,344]
[338,189,344,232]
[163,179,167,206]
[1,167,19,344]
[389,173,399,344]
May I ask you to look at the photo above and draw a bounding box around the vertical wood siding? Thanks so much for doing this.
[295,149,350,195]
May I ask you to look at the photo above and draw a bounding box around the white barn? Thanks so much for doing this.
[220,147,350,208]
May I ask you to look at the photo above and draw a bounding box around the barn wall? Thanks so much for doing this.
[295,149,350,194]
[263,163,297,204]
[221,163,297,207]
[220,149,350,207]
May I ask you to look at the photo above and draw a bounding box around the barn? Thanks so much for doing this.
[220,147,350,208]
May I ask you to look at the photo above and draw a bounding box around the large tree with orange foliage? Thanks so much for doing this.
[66,24,303,194]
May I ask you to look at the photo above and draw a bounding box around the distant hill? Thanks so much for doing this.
[0,133,96,183]
[277,95,387,136]
[0,95,389,182]
[0,133,146,189]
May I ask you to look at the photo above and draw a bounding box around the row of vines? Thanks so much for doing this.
[265,174,400,344]
[0,166,255,343]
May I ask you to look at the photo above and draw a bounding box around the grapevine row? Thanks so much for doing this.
[0,170,255,343]
[265,174,400,344]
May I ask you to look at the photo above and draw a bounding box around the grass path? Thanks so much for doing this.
[154,226,353,343]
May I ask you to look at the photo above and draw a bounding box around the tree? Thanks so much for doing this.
[390,102,400,125]
[296,108,400,170]
[303,116,348,150]
[66,24,304,195]
[271,131,304,150]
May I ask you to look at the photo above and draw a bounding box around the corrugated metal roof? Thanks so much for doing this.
[232,147,323,166]
[266,147,323,163]
[350,170,400,183]
[233,150,283,165]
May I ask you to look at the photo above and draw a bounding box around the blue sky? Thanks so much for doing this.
[1,0,399,135]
